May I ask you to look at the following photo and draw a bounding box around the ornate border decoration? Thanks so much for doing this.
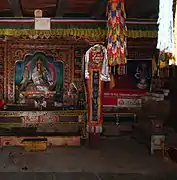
[0,110,87,117]
[87,69,103,126]
[0,29,157,39]
[5,43,73,103]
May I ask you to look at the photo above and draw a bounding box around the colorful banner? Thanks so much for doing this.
[107,0,128,68]
[87,69,103,126]
[91,71,100,121]
[85,45,110,129]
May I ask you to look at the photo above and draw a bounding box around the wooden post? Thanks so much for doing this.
[168,66,177,131]
[84,45,110,148]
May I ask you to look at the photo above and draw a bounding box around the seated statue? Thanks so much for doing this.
[20,58,54,92]
[16,57,57,109]
[63,82,78,107]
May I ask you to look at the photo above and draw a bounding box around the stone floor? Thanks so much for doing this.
[1,173,177,180]
[0,137,176,179]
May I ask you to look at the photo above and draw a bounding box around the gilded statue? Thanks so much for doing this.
[19,58,53,92]
[63,82,78,107]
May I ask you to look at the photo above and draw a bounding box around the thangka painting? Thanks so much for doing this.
[127,59,152,90]
[15,52,64,105]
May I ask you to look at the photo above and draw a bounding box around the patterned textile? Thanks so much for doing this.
[84,45,110,128]
[85,44,110,82]
[107,0,128,69]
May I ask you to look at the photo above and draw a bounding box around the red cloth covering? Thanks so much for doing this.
[104,75,136,91]
[103,97,117,106]
[0,99,4,108]
[103,75,148,106]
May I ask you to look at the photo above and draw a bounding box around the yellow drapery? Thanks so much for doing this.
[0,29,157,38]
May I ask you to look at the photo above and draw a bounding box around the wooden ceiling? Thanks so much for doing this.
[0,0,159,19]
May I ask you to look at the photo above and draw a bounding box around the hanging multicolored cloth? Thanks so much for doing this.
[157,0,174,68]
[107,0,128,73]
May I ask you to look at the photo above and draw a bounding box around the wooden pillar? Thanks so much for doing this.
[86,69,104,148]
[84,45,110,148]
[168,66,177,131]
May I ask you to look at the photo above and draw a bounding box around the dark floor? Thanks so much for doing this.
[1,172,177,180]
[0,137,176,179]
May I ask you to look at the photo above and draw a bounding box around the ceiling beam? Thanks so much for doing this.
[144,10,158,19]
[91,0,107,18]
[124,0,136,18]
[8,0,22,17]
[55,0,68,17]
[130,0,159,18]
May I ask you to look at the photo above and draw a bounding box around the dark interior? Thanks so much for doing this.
[0,0,159,19]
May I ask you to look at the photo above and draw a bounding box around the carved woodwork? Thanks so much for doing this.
[0,44,4,99]
[0,37,156,104]
[2,39,89,104]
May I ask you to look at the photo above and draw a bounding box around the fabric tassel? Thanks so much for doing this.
[152,55,157,76]
[107,0,127,71]
[109,73,115,89]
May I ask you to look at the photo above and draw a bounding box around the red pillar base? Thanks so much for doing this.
[89,133,100,148]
